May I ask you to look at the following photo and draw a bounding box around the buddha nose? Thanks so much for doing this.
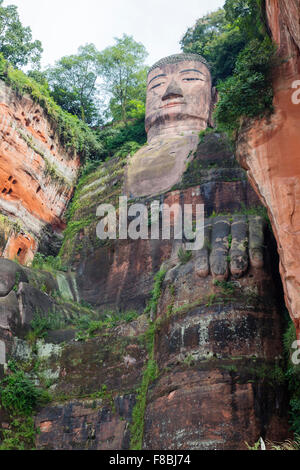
[162,79,183,101]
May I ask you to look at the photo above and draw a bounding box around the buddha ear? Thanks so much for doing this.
[208,87,219,128]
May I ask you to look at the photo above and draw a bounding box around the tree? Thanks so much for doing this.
[45,44,102,125]
[99,35,148,124]
[0,0,42,68]
[224,0,266,39]
[214,37,275,131]
[180,8,247,83]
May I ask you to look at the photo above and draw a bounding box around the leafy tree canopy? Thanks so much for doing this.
[180,1,267,84]
[45,44,103,125]
[181,0,275,133]
[0,0,42,68]
[180,8,247,83]
[100,34,148,124]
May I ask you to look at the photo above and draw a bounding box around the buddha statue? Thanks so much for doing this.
[125,53,215,198]
[146,53,212,142]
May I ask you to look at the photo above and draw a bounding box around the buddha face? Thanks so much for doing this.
[145,58,212,142]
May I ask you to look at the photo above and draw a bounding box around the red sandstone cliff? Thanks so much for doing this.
[237,0,300,337]
[0,80,80,264]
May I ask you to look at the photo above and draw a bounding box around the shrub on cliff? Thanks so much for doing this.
[181,0,275,133]
[214,37,275,132]
[95,118,146,158]
[180,8,247,84]
[0,365,50,416]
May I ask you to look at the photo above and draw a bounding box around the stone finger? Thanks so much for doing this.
[210,216,230,280]
[230,215,248,278]
[249,215,266,268]
[195,220,212,278]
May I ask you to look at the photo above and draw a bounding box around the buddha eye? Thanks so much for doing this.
[182,77,203,82]
[150,83,163,90]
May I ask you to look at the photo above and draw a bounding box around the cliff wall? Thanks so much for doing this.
[0,80,80,264]
[237,0,300,336]
[16,132,288,450]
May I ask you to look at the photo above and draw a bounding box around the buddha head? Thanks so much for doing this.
[145,53,212,142]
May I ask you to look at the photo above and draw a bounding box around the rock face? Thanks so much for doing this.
[0,38,294,448]
[64,133,260,311]
[0,80,80,264]
[15,132,288,450]
[125,134,199,198]
[236,0,300,337]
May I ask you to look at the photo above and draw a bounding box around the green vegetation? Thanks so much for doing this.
[90,385,115,410]
[100,34,148,124]
[181,0,276,134]
[0,54,103,162]
[246,437,300,451]
[29,307,139,343]
[130,321,158,450]
[94,118,146,160]
[32,253,68,273]
[29,310,66,341]
[44,34,147,127]
[214,37,275,133]
[145,269,167,317]
[0,359,51,450]
[12,271,21,292]
[181,8,247,84]
[75,310,139,342]
[177,247,192,265]
[0,362,50,416]
[130,268,169,449]
[45,44,102,125]
[0,416,37,450]
[0,1,42,68]
[213,279,235,298]
[43,158,71,188]
[209,204,270,227]
[199,127,216,143]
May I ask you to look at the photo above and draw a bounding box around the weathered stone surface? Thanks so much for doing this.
[45,329,76,344]
[0,339,5,364]
[23,267,59,296]
[0,34,292,450]
[249,216,266,269]
[142,247,289,449]
[125,135,198,198]
[17,282,55,328]
[237,0,300,336]
[0,258,28,297]
[48,330,147,400]
[0,290,21,331]
[143,366,289,450]
[194,222,211,278]
[34,321,149,450]
[210,217,231,280]
[230,215,248,278]
[0,80,80,263]
[36,395,135,450]
[76,238,172,312]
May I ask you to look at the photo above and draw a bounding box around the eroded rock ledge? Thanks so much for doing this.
[0,80,80,264]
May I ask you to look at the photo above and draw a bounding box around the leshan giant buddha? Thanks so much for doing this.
[126,53,215,198]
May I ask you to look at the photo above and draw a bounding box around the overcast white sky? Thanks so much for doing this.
[4,0,225,68]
